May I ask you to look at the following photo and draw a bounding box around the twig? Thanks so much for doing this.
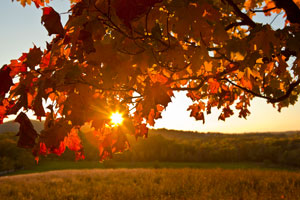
[224,0,256,28]
[250,7,277,13]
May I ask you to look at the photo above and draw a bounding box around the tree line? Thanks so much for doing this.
[1,129,300,172]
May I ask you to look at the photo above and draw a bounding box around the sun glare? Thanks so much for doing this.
[110,112,124,126]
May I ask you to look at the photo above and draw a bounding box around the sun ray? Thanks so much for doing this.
[110,112,124,126]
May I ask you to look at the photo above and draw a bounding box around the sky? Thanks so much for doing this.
[0,0,299,133]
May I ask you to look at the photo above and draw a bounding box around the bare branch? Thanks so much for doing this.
[274,0,300,24]
[269,78,300,103]
[117,47,145,55]
[224,78,269,100]
[225,22,249,31]
[170,79,207,91]
[224,0,256,28]
[224,78,300,103]
[250,7,277,13]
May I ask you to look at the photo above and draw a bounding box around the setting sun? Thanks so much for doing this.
[110,112,124,126]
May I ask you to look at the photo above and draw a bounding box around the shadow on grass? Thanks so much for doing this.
[8,160,299,176]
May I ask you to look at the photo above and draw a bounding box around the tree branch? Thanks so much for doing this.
[170,79,207,91]
[225,22,249,31]
[224,0,256,28]
[250,7,277,13]
[224,78,269,100]
[224,78,300,103]
[269,78,300,103]
[273,0,300,24]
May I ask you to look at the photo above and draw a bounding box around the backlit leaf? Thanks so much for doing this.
[0,65,13,99]
[41,7,64,36]
[15,112,38,148]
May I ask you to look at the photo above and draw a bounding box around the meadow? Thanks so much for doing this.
[9,159,295,176]
[1,128,300,199]
[1,168,300,200]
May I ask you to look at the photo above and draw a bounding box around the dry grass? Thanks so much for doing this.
[1,168,300,200]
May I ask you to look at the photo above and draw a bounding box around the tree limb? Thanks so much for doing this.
[250,7,277,13]
[225,22,249,31]
[269,78,300,103]
[224,78,300,103]
[273,0,300,24]
[224,0,256,28]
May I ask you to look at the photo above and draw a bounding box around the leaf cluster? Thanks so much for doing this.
[1,0,300,161]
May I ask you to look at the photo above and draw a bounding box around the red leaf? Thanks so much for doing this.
[40,118,71,149]
[8,60,27,77]
[147,83,172,107]
[140,83,172,125]
[33,103,45,120]
[149,73,168,84]
[51,141,66,156]
[240,77,253,90]
[188,103,205,123]
[78,30,96,54]
[14,112,38,149]
[112,132,130,153]
[0,106,6,124]
[64,128,83,152]
[147,109,155,126]
[7,84,29,115]
[41,7,64,36]
[0,100,14,124]
[32,0,47,8]
[99,133,113,161]
[218,106,234,121]
[239,108,250,119]
[0,65,13,98]
[208,78,220,94]
[113,0,162,26]
[39,142,48,155]
[75,151,85,160]
[32,90,46,119]
[135,123,148,139]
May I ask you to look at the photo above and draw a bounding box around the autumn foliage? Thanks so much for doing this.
[1,0,300,161]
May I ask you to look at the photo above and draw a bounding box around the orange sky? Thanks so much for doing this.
[154,92,300,133]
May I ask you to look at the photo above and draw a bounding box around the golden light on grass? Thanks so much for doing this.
[110,112,124,126]
[1,169,300,199]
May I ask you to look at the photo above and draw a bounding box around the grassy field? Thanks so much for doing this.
[9,160,298,176]
[1,168,300,200]
[1,129,300,199]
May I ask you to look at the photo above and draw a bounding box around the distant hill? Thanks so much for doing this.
[0,120,44,134]
[1,120,299,138]
[149,128,300,140]
[149,129,221,140]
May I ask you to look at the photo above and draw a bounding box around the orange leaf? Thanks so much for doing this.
[188,103,205,123]
[240,77,253,90]
[208,78,220,94]
[64,128,83,152]
[135,123,148,139]
[149,73,168,84]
